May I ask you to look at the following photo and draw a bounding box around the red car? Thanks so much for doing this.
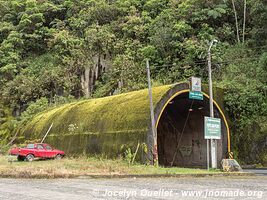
[9,143,65,162]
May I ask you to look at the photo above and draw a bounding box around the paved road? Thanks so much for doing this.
[0,177,266,200]
[244,169,267,176]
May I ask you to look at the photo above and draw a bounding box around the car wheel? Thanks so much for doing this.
[17,155,25,161]
[26,154,34,162]
[55,154,63,160]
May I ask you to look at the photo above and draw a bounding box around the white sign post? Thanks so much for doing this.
[189,77,203,100]
[189,77,211,169]
[190,77,202,92]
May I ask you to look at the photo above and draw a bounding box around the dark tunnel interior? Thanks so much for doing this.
[157,92,227,168]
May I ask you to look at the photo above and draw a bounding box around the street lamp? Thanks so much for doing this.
[208,39,218,169]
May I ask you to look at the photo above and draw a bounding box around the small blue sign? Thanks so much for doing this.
[189,91,203,100]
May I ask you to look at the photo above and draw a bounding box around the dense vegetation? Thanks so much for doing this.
[0,0,266,164]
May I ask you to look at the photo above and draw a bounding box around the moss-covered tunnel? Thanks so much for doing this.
[17,82,230,167]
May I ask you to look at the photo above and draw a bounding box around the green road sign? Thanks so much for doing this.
[189,91,203,100]
[204,117,221,139]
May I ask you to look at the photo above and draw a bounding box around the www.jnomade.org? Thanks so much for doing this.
[180,189,263,198]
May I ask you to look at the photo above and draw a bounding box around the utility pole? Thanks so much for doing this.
[208,39,218,169]
[146,59,158,166]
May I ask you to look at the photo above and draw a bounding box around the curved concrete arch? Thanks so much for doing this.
[154,83,230,167]
[155,89,231,152]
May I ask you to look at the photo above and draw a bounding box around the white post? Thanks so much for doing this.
[207,140,210,170]
[146,59,158,165]
[41,123,53,143]
[208,40,217,169]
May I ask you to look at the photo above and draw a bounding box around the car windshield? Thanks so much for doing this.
[26,144,35,149]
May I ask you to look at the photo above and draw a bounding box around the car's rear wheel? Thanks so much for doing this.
[26,154,34,162]
[55,154,63,160]
[17,155,25,161]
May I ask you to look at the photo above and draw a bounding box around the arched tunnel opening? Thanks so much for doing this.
[157,92,228,168]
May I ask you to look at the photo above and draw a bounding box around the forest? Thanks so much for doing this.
[0,0,267,164]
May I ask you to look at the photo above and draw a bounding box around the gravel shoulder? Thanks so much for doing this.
[0,176,266,200]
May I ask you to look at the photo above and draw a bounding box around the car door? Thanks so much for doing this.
[35,144,46,158]
[44,145,55,158]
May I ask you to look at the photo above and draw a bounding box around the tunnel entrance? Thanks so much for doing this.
[157,92,227,168]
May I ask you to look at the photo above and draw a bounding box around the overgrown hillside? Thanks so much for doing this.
[0,0,266,164]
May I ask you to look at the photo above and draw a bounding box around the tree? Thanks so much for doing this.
[242,0,246,43]
[220,47,267,162]
[231,0,240,43]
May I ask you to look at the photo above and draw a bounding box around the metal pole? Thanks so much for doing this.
[146,59,158,166]
[208,40,217,169]
[207,139,210,170]
[41,123,53,143]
